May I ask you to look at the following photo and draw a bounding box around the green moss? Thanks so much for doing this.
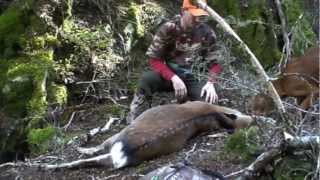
[225,126,260,161]
[62,0,73,32]
[107,105,122,115]
[45,34,59,46]
[31,36,45,49]
[0,5,27,58]
[48,83,68,106]
[128,2,144,38]
[27,126,55,154]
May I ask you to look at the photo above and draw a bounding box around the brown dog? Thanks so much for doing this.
[249,47,319,115]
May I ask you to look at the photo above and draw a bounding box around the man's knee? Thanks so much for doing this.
[138,71,163,95]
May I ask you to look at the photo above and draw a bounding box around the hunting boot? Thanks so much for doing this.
[126,93,151,124]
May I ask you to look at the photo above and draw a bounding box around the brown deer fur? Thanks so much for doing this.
[249,47,319,115]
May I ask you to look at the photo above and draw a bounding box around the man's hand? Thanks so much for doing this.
[201,82,218,104]
[171,75,187,99]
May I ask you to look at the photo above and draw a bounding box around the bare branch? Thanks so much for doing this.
[196,0,285,114]
[63,111,76,131]
[274,0,291,70]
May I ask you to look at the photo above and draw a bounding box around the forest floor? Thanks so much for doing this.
[1,84,319,180]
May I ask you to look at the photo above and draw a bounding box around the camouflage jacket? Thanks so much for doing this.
[146,15,218,72]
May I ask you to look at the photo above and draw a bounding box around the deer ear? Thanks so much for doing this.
[223,113,237,120]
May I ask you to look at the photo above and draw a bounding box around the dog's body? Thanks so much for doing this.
[249,47,319,115]
[49,102,253,170]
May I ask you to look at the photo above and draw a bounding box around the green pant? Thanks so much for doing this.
[137,70,206,102]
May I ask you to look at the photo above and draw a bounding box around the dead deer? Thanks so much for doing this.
[249,47,319,115]
[44,101,253,170]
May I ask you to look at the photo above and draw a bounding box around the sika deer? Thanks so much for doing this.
[44,101,253,170]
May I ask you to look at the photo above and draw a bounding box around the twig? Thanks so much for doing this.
[316,150,320,180]
[98,174,120,180]
[101,117,119,132]
[81,52,97,103]
[274,0,291,70]
[76,79,110,85]
[0,162,16,168]
[184,143,197,161]
[283,102,320,115]
[207,132,228,138]
[104,94,129,109]
[63,111,76,131]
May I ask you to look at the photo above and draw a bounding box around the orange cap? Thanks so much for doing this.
[182,0,208,16]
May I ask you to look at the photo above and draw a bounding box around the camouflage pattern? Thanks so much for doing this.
[146,15,218,71]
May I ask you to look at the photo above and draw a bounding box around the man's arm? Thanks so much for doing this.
[146,21,187,98]
[201,26,222,103]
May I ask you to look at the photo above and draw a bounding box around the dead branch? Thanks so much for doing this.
[208,132,228,138]
[196,0,285,114]
[184,143,197,161]
[63,111,76,131]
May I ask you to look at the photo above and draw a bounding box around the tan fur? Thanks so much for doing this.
[249,47,319,115]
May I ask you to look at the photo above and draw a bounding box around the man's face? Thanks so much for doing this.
[181,10,208,31]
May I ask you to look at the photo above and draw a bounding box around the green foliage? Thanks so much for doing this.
[283,0,316,56]
[210,0,316,67]
[64,22,112,50]
[209,0,282,67]
[0,4,28,58]
[209,0,240,17]
[106,105,122,115]
[27,126,55,154]
[225,126,260,161]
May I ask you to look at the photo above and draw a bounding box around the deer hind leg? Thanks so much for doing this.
[43,153,113,170]
[78,133,121,155]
